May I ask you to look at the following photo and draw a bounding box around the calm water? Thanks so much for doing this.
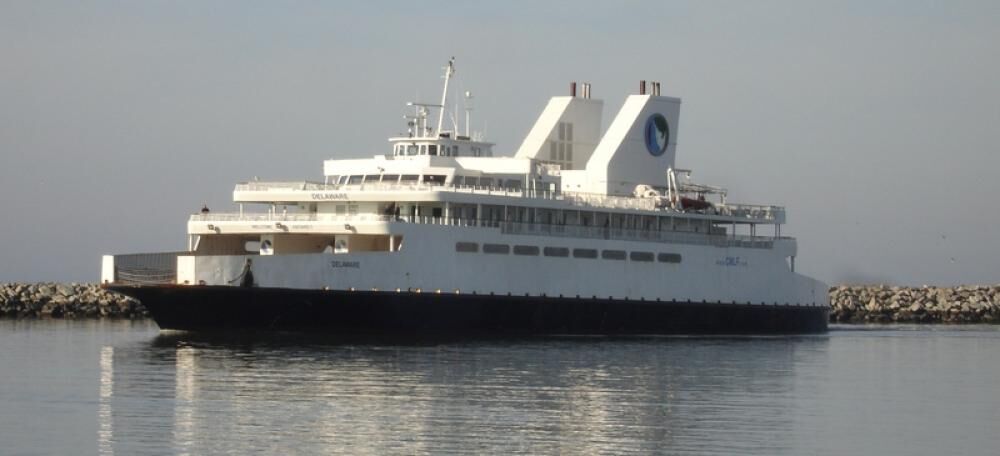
[1,321,998,455]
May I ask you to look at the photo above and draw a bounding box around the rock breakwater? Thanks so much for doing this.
[2,282,999,323]
[0,282,146,319]
[830,285,1000,323]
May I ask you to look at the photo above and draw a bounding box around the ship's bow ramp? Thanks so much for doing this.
[558,94,681,196]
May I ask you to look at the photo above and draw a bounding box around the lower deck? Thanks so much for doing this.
[108,284,829,334]
[103,222,826,309]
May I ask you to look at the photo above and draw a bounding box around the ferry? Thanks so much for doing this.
[103,59,829,334]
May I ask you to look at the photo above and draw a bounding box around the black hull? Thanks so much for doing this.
[105,285,829,335]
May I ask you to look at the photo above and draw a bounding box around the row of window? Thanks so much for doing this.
[330,174,525,190]
[455,242,682,263]
[452,176,522,189]
[333,174,441,185]
[388,143,494,158]
[393,144,460,157]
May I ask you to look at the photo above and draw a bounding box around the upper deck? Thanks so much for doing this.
[230,179,785,225]
[198,60,792,248]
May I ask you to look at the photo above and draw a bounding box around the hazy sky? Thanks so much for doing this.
[2,1,998,285]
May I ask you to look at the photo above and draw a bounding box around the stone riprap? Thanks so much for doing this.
[0,283,146,319]
[829,285,1000,323]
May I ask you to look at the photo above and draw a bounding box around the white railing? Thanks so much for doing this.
[716,204,786,223]
[191,213,393,223]
[234,179,787,223]
[190,213,783,249]
[563,193,656,211]
[236,180,785,220]
[238,181,541,197]
[235,181,330,191]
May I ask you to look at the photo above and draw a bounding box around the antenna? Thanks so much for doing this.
[406,102,440,138]
[464,90,474,138]
[435,57,455,137]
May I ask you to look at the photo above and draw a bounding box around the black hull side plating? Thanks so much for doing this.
[106,285,829,334]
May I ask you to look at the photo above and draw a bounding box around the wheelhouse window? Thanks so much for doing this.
[381,174,399,183]
[428,145,438,156]
[364,175,380,183]
[347,175,363,185]
[400,174,419,183]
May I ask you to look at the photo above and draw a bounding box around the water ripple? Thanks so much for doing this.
[1,321,999,455]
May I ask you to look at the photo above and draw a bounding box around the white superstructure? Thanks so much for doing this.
[103,61,827,309]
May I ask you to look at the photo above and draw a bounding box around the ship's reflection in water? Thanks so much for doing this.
[98,346,114,456]
[100,332,827,455]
